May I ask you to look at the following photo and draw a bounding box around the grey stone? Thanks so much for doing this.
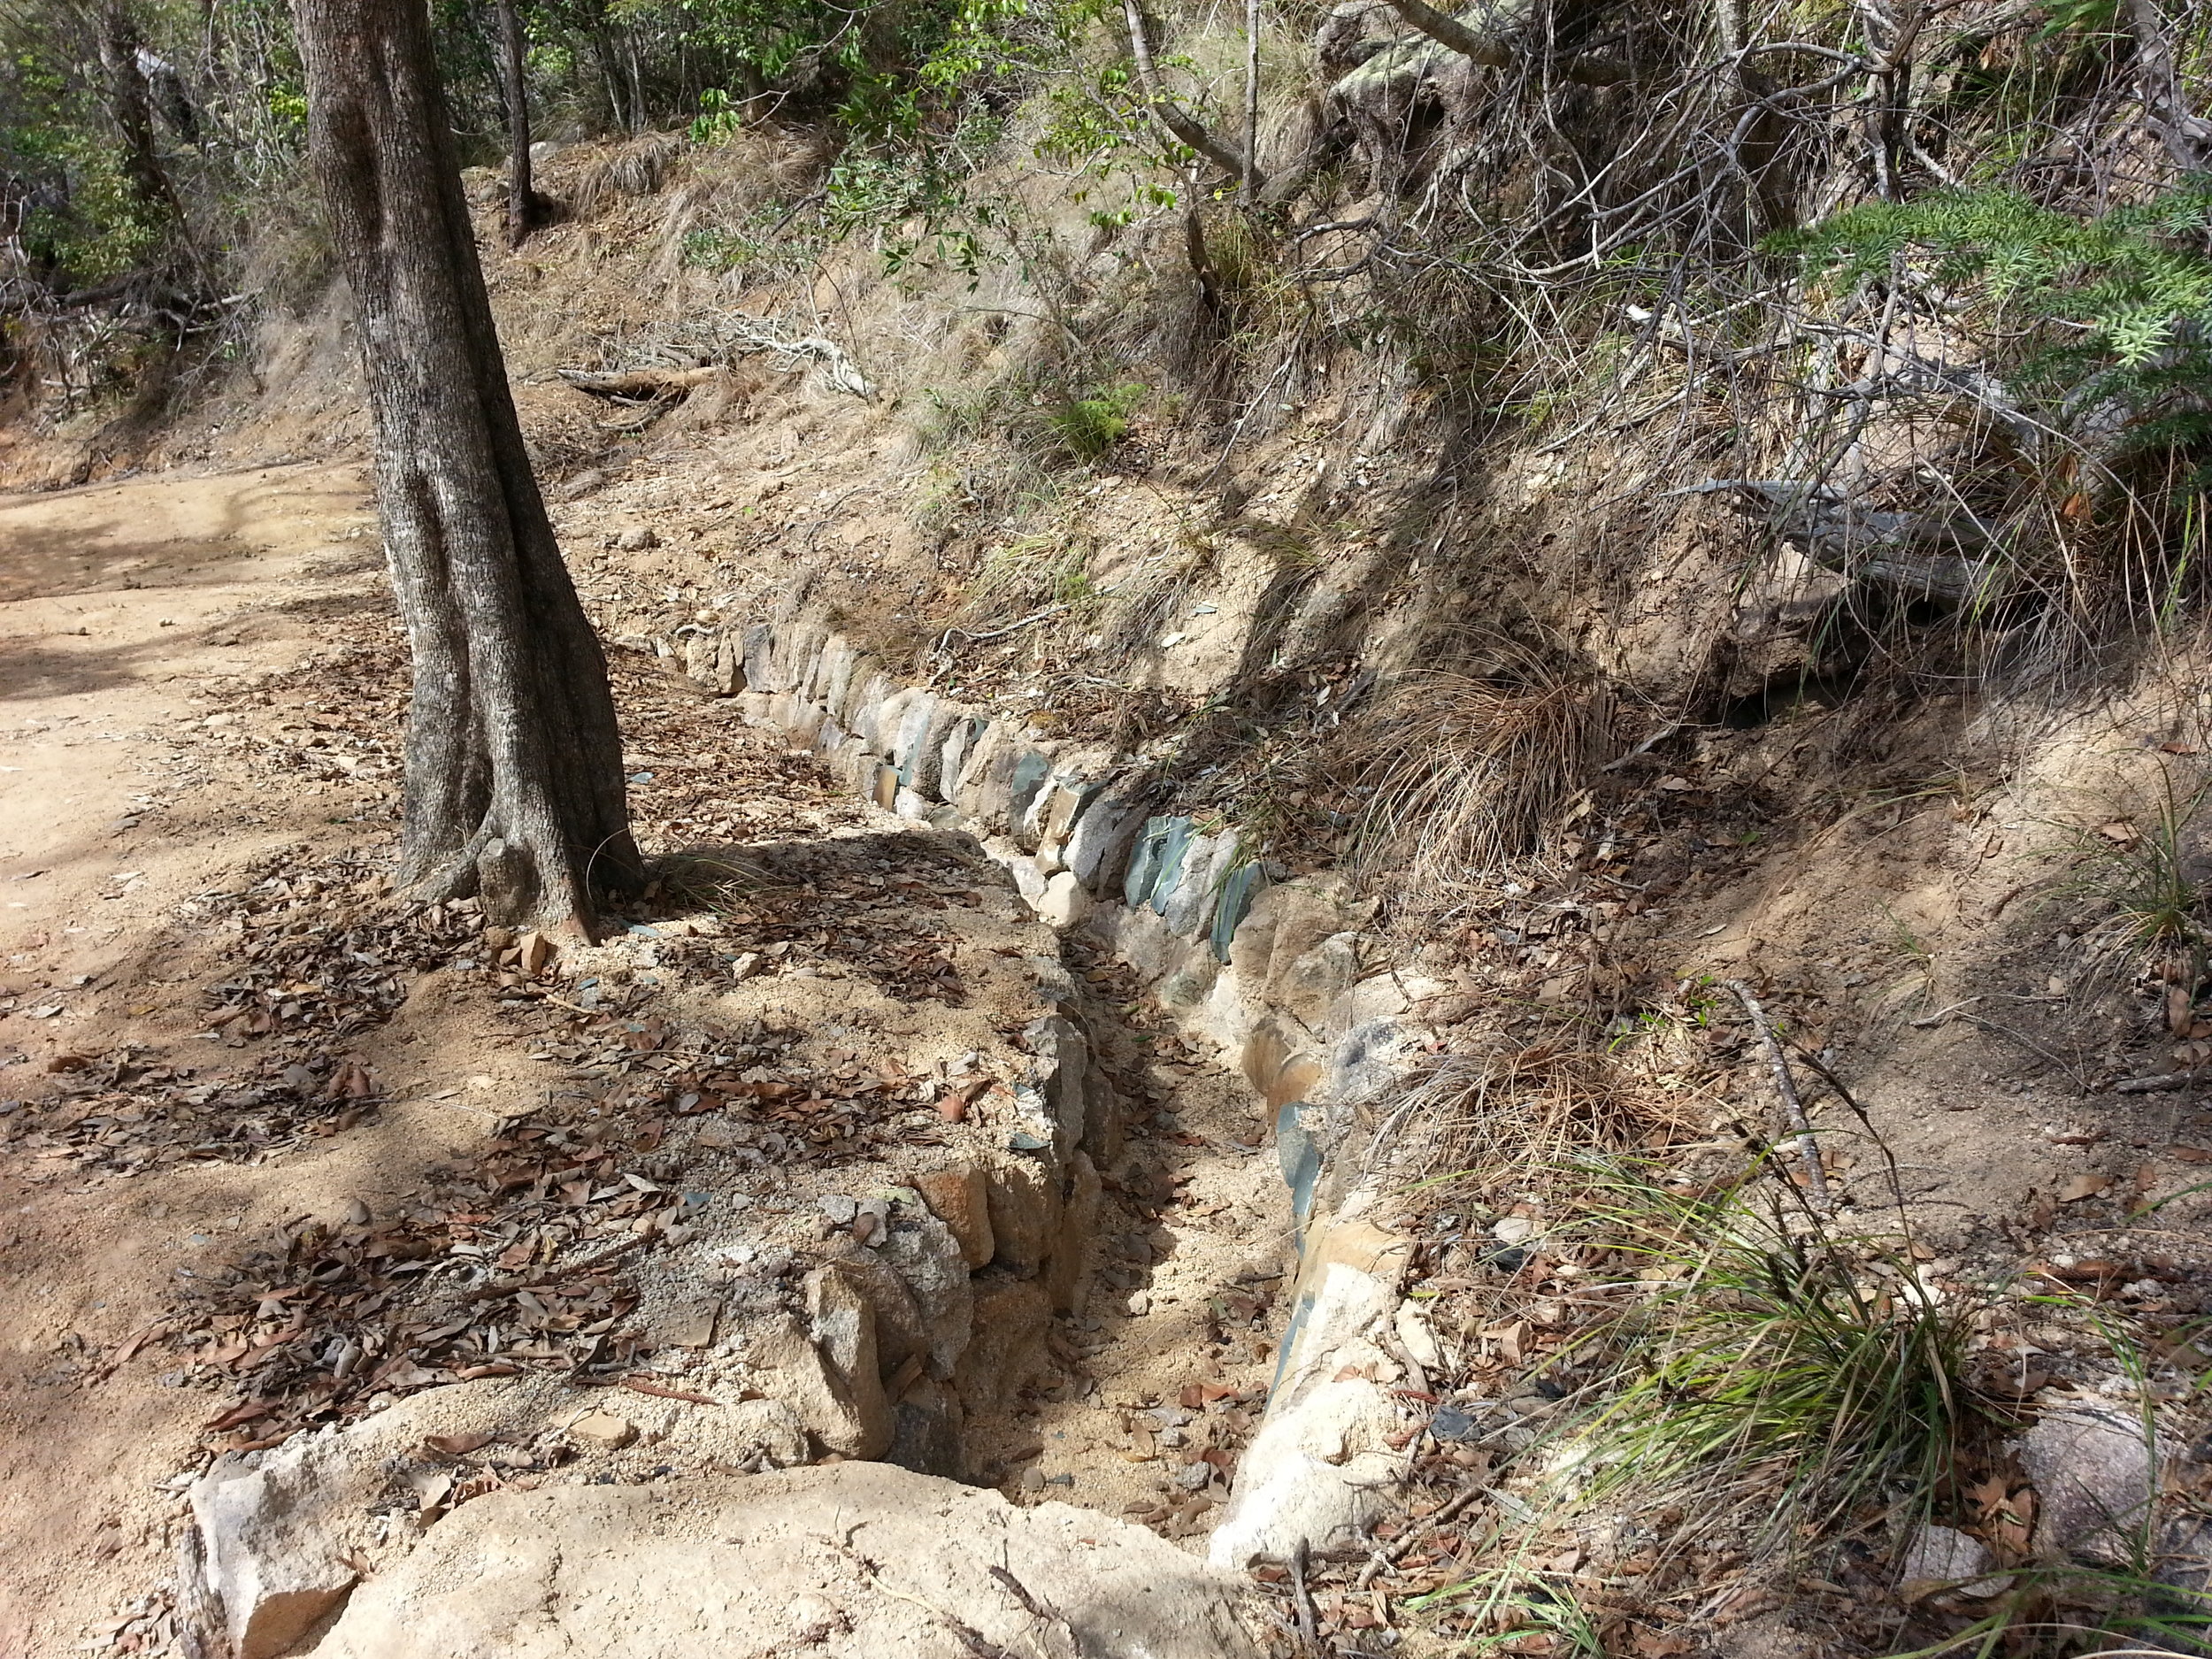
[781,626,826,703]
[1037,871,1091,930]
[952,726,1020,830]
[803,1267,893,1460]
[820,640,861,719]
[1163,832,1239,939]
[1156,953,1220,1010]
[908,703,968,799]
[680,631,718,687]
[1006,749,1054,844]
[1037,779,1101,848]
[1123,816,1190,911]
[876,1202,975,1377]
[1897,1524,2008,1596]
[1065,789,1148,895]
[937,715,987,797]
[2020,1407,2156,1557]
[865,686,917,760]
[710,631,743,695]
[1207,1233,1409,1569]
[1326,1018,1424,1108]
[1248,883,1350,990]
[1210,859,1268,963]
[890,692,939,784]
[1276,1100,1323,1225]
[1025,1015,1090,1164]
[819,1254,928,1376]
[191,1435,364,1659]
[834,656,884,729]
[1273,931,1362,1034]
[741,623,778,693]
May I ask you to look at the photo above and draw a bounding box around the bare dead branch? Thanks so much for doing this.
[1123,0,1259,187]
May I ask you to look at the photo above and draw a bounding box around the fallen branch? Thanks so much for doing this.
[560,317,872,400]
[1691,479,2005,603]
[1375,0,1635,86]
[1725,979,1832,1213]
[558,365,720,398]
[1355,1482,1487,1589]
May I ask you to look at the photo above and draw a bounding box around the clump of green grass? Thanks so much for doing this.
[1551,1159,1978,1553]
[2055,761,2212,987]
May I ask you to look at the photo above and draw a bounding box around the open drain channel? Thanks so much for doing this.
[967,933,1292,1541]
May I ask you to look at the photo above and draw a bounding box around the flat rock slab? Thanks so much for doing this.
[312,1463,1269,1659]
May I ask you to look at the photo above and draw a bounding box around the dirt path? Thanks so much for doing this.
[0,465,1289,1659]
[0,464,390,1655]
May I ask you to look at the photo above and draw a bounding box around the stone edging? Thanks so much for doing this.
[667,609,1442,1563]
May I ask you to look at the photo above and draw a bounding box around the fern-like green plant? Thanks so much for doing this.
[1772,188,2212,461]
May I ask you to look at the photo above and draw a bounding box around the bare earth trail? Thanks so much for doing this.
[0,465,1289,1658]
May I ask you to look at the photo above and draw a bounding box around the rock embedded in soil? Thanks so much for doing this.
[910,1164,995,1268]
[1897,1524,2008,1597]
[566,1411,636,1448]
[310,1463,1271,1659]
[2018,1406,2156,1556]
[191,1439,363,1659]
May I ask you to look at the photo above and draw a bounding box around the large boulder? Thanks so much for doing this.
[311,1464,1269,1659]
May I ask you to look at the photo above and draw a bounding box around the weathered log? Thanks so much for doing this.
[1701,480,2004,603]
[1374,0,1636,86]
[558,365,720,398]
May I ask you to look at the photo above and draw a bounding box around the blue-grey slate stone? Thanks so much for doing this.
[1210,858,1268,963]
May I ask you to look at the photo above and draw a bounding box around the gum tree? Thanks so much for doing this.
[293,0,642,933]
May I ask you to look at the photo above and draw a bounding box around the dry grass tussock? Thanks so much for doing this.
[570,131,688,220]
[1352,662,1612,914]
[1391,1038,1700,1199]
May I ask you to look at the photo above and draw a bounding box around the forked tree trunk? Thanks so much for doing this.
[98,4,178,222]
[495,0,536,248]
[295,0,643,933]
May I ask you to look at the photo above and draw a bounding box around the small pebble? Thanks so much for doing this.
[1429,1404,1479,1442]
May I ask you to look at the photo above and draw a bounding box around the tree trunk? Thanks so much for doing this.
[495,0,536,248]
[1242,0,1260,204]
[294,0,643,933]
[98,4,179,222]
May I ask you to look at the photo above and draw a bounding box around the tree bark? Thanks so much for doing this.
[1242,0,1261,204]
[294,0,643,933]
[496,0,537,248]
[2126,0,2212,174]
[98,4,179,222]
